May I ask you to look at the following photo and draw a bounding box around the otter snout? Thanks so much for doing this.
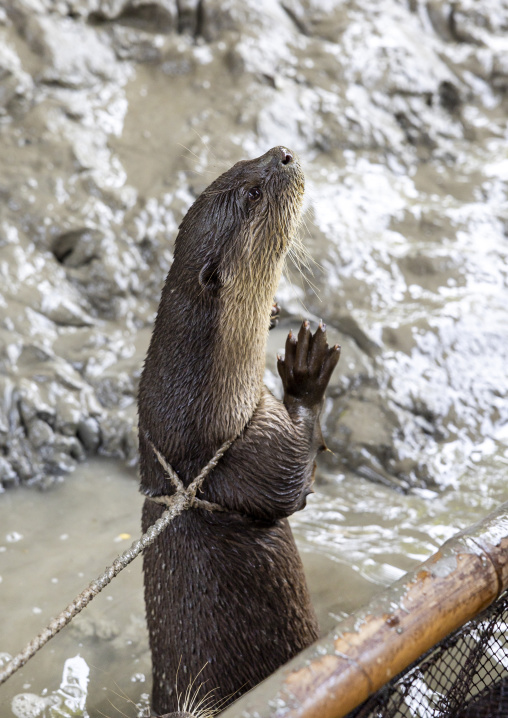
[280,147,294,165]
[266,145,296,168]
[256,145,298,172]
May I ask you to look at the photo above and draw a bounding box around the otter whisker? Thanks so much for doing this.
[290,254,316,285]
[106,689,133,706]
[294,235,322,273]
[288,242,314,276]
[181,662,210,713]
[190,128,231,171]
[282,257,312,316]
[180,168,210,178]
[176,655,185,711]
[287,247,322,300]
[288,222,322,288]
[104,697,133,718]
[187,685,220,715]
[177,142,206,165]
[202,188,234,197]
[177,144,218,178]
[299,194,322,229]
[112,141,169,168]
[101,679,152,718]
[190,128,215,158]
[293,226,321,269]
[195,683,249,716]
[300,211,320,238]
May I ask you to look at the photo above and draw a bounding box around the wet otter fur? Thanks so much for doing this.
[138,146,341,715]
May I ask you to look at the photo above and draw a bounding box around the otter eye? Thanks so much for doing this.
[248,187,262,202]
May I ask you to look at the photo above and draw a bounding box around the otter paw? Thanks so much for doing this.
[277,320,341,407]
[269,301,281,330]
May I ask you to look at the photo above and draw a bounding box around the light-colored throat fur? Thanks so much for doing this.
[209,254,285,441]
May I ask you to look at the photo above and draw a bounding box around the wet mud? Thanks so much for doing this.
[0,0,507,715]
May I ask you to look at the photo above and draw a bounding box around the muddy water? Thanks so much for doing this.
[0,462,150,718]
[1,452,507,717]
[1,0,508,716]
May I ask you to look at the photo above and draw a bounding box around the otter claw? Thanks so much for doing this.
[269,301,281,330]
[278,320,341,407]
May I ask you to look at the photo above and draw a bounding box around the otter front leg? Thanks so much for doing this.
[274,320,340,502]
[204,321,340,521]
[278,320,341,417]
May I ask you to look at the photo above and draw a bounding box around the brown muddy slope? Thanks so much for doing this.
[0,0,507,491]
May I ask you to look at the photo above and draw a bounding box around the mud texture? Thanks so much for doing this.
[0,0,507,490]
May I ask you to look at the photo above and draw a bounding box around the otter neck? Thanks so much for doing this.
[146,261,282,458]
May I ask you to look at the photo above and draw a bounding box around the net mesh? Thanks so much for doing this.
[348,589,508,718]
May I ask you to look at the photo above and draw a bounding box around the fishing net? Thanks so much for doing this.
[348,589,508,718]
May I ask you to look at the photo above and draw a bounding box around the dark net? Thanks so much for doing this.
[348,589,508,718]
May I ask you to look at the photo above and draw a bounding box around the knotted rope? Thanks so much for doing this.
[147,440,234,513]
[0,436,235,686]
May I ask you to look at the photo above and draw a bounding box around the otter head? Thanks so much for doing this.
[173,146,304,302]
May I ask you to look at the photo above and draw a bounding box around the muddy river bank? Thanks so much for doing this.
[0,0,507,715]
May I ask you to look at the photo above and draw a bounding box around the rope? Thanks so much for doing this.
[0,436,235,686]
[148,437,234,512]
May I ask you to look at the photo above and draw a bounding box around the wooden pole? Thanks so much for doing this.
[220,501,508,718]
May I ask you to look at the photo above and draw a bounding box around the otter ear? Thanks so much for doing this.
[199,259,222,295]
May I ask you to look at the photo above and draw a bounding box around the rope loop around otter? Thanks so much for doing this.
[0,435,235,687]
[147,436,235,513]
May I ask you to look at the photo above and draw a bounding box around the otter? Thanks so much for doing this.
[138,146,340,715]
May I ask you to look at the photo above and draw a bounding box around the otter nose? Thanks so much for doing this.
[280,147,293,165]
[257,146,297,170]
[278,146,294,165]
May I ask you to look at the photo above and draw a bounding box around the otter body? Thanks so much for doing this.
[138,147,340,715]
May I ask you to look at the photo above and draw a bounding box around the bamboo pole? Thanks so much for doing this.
[220,501,508,718]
